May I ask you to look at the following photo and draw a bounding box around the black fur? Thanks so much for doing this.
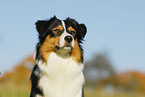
[35,16,62,41]
[30,65,43,97]
[82,88,84,97]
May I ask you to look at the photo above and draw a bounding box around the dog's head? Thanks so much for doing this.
[35,16,87,62]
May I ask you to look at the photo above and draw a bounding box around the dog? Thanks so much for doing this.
[30,16,87,97]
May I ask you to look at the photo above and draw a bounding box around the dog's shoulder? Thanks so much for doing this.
[30,65,43,97]
[31,64,42,79]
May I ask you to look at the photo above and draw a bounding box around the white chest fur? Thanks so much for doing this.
[38,52,84,97]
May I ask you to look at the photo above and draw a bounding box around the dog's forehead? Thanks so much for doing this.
[60,20,73,29]
[52,20,75,31]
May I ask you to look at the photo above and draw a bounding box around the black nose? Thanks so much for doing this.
[65,36,73,43]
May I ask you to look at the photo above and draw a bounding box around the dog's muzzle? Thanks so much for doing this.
[59,20,75,50]
[59,32,75,49]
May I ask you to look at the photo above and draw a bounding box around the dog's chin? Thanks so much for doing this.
[55,45,73,58]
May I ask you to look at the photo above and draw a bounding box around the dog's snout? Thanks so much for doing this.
[64,36,73,43]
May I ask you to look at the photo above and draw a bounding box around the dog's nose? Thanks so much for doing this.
[64,36,73,43]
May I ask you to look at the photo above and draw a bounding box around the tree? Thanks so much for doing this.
[0,55,34,85]
[84,52,115,87]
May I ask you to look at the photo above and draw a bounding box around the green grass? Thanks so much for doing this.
[0,84,30,97]
[85,89,145,97]
[0,84,145,97]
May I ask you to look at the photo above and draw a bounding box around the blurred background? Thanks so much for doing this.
[0,0,145,97]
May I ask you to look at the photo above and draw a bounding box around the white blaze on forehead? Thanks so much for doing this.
[61,20,66,31]
[59,21,75,48]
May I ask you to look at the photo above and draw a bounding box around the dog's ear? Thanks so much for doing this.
[79,24,87,38]
[35,20,48,37]
[35,16,58,37]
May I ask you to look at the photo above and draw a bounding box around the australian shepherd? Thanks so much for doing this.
[30,16,87,97]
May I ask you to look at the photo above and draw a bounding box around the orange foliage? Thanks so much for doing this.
[0,55,34,85]
[117,71,145,93]
[103,71,145,93]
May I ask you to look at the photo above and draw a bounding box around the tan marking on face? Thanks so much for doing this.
[71,39,82,63]
[68,26,76,33]
[52,25,63,31]
[40,35,60,61]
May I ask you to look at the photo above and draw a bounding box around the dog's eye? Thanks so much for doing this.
[53,29,61,32]
[70,31,76,35]
[53,29,61,35]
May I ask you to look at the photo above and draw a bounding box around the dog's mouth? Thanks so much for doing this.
[63,45,72,50]
[55,45,72,50]
[55,42,73,50]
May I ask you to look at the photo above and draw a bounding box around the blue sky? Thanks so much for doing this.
[0,0,145,73]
